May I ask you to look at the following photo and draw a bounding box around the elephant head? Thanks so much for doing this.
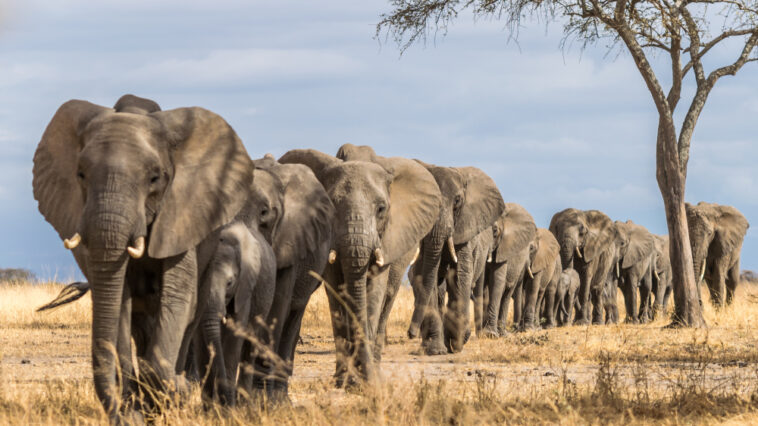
[549,209,616,270]
[685,202,749,284]
[614,220,654,270]
[280,148,440,381]
[491,203,537,265]
[32,95,253,413]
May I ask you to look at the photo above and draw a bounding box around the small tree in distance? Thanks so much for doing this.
[378,0,758,327]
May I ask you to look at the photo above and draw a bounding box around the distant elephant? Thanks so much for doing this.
[651,235,672,318]
[472,204,537,338]
[549,209,617,325]
[232,157,335,399]
[521,228,561,330]
[686,202,749,306]
[335,144,421,361]
[614,220,655,323]
[408,162,504,354]
[280,149,440,386]
[193,222,276,405]
[553,268,580,326]
[32,95,254,419]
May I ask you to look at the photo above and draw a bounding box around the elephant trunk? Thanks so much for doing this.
[201,314,232,404]
[560,242,576,270]
[337,231,373,383]
[409,226,447,338]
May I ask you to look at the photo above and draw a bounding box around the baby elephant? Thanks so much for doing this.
[553,269,580,326]
[195,221,276,405]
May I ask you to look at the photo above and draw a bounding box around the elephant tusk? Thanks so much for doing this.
[127,236,145,259]
[409,247,420,266]
[63,233,81,250]
[487,253,492,263]
[615,262,620,279]
[447,236,458,264]
[527,265,534,279]
[699,262,706,282]
[374,248,385,267]
[328,250,337,264]
[653,268,660,281]
[575,246,583,260]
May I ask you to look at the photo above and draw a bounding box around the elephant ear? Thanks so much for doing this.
[714,204,749,253]
[582,210,615,262]
[148,107,254,259]
[269,163,335,268]
[336,143,377,162]
[113,94,161,114]
[453,167,505,244]
[493,203,537,263]
[531,228,560,273]
[621,223,654,269]
[381,157,441,264]
[33,100,111,242]
[279,149,341,182]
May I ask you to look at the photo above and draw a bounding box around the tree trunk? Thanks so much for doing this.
[656,123,706,328]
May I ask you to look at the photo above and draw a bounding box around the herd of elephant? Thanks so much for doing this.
[32,95,749,421]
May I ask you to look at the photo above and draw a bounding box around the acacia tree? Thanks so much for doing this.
[378,0,758,327]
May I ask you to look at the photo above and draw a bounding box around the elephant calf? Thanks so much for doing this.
[553,268,580,326]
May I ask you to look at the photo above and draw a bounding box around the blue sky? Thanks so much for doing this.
[0,1,756,281]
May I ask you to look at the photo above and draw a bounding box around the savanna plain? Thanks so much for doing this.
[2,281,758,425]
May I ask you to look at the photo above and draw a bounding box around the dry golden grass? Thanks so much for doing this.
[2,280,758,424]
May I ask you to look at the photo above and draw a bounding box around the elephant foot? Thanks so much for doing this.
[407,324,420,339]
[422,339,447,356]
[573,318,590,326]
[463,328,471,345]
[479,326,499,339]
[624,317,639,324]
[542,322,555,330]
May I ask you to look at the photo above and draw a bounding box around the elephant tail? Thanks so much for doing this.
[560,301,569,318]
[36,281,91,312]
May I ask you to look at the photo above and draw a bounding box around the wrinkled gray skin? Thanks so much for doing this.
[32,95,253,420]
[686,202,749,306]
[651,235,673,318]
[335,144,421,362]
[613,221,655,323]
[408,163,505,354]
[472,204,536,338]
[553,268,580,326]
[520,229,561,330]
[280,149,440,386]
[232,158,335,400]
[193,222,276,405]
[549,209,617,325]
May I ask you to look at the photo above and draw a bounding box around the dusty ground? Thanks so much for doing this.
[2,282,758,424]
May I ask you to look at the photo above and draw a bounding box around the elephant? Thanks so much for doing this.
[613,220,656,323]
[520,228,561,330]
[651,235,672,318]
[472,204,537,338]
[192,222,276,405]
[335,144,421,361]
[553,268,580,326]
[549,209,617,325]
[408,162,505,354]
[232,156,335,400]
[686,202,749,306]
[279,148,440,386]
[32,95,254,419]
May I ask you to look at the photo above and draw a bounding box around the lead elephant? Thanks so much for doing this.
[651,235,672,318]
[408,163,504,354]
[549,209,617,325]
[32,95,254,420]
[614,220,655,323]
[280,149,440,386]
[686,202,749,306]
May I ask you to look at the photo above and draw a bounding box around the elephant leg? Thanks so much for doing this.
[144,250,197,403]
[709,259,728,307]
[575,269,592,325]
[542,275,557,329]
[621,277,638,324]
[726,258,740,305]
[521,273,542,331]
[420,270,448,356]
[444,243,473,353]
[590,282,605,325]
[662,283,672,313]
[497,283,516,335]
[368,264,394,362]
[322,264,350,386]
[472,267,485,337]
[514,281,524,330]
[638,269,653,323]
[483,262,506,337]
[272,308,307,399]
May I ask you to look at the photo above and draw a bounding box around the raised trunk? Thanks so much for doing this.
[656,121,706,327]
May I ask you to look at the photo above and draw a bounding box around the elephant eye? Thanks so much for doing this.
[150,175,160,184]
[77,171,85,181]
[261,208,268,217]
[454,195,463,210]
[377,204,387,216]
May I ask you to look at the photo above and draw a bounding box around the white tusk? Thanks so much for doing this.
[653,268,660,281]
[447,237,458,264]
[409,247,420,266]
[222,316,228,325]
[487,253,492,263]
[328,250,337,265]
[615,262,620,278]
[63,233,81,250]
[527,265,534,279]
[575,246,583,260]
[127,236,145,259]
[374,248,385,267]
[699,262,706,282]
